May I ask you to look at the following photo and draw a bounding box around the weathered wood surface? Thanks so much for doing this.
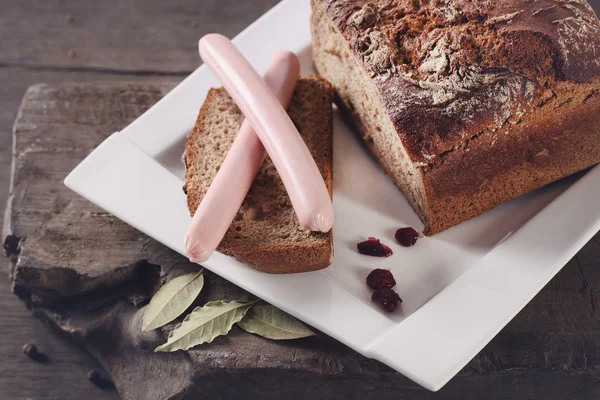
[1,0,600,398]
[0,0,281,398]
[0,272,119,400]
[0,0,280,74]
[3,82,600,399]
[0,70,177,400]
[0,68,177,232]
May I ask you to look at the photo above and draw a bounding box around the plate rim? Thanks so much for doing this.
[64,0,600,391]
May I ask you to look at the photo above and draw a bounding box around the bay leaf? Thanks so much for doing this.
[142,269,204,332]
[155,300,254,352]
[237,304,317,340]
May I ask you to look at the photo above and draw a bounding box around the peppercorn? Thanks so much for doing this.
[22,343,48,362]
[22,343,38,358]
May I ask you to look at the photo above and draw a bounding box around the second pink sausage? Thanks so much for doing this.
[198,34,335,233]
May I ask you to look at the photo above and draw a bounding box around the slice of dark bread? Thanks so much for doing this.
[183,75,334,274]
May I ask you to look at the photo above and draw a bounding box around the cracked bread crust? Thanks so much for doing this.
[312,0,600,234]
[318,0,600,161]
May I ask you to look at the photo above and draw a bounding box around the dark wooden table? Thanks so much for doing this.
[0,1,278,399]
[1,1,600,399]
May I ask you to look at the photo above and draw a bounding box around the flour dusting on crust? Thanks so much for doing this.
[323,0,600,161]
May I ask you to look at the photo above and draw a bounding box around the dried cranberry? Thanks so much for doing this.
[357,237,393,257]
[366,268,396,290]
[395,227,419,247]
[372,288,402,312]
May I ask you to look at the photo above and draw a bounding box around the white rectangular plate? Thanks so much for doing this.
[64,0,600,391]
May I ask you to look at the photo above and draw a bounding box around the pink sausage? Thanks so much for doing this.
[198,34,334,233]
[185,51,301,263]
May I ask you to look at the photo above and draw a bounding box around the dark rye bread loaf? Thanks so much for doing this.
[312,0,600,234]
[183,75,334,274]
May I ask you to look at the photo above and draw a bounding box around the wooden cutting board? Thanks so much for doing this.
[4,82,600,400]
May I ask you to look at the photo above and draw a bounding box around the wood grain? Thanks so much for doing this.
[0,272,119,400]
[0,67,182,232]
[0,0,280,74]
[1,0,600,398]
[0,1,281,398]
[0,74,172,400]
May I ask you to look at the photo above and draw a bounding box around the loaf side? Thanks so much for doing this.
[312,0,600,234]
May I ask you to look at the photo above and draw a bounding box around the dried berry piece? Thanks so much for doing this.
[22,343,48,362]
[366,268,396,290]
[372,288,402,312]
[22,343,38,357]
[357,237,393,257]
[395,227,419,247]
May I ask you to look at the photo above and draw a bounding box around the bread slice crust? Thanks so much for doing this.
[184,75,334,273]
